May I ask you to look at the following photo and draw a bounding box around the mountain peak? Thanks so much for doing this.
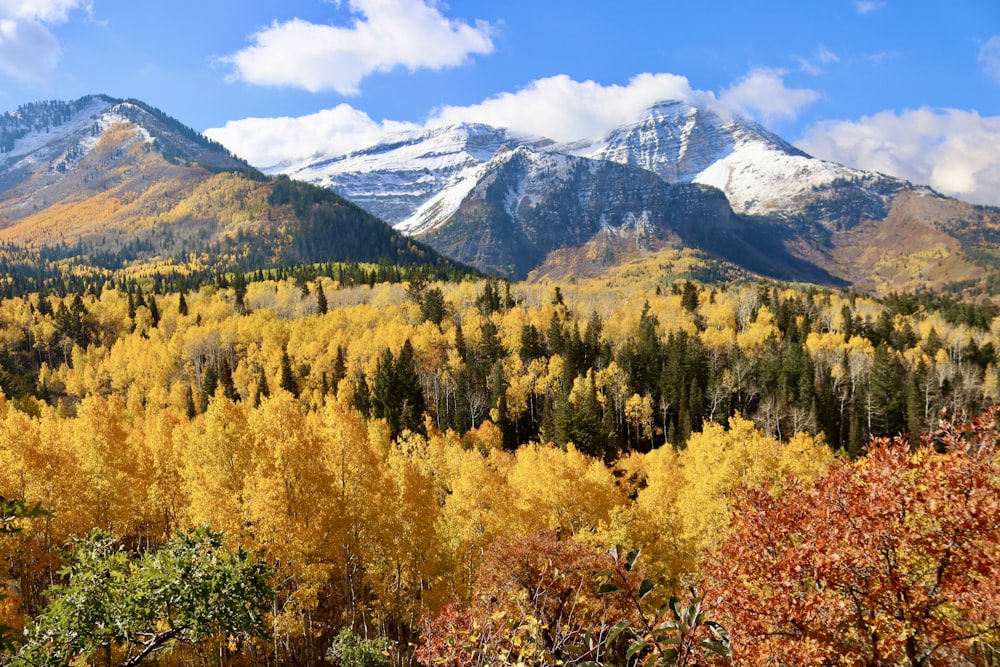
[0,94,253,179]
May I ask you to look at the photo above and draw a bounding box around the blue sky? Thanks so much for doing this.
[2,0,1000,204]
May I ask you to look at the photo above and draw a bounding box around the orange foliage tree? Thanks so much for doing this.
[705,409,1000,667]
[418,531,637,667]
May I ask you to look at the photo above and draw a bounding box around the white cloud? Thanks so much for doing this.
[0,0,89,83]
[205,105,421,167]
[223,0,494,94]
[981,36,1000,85]
[799,108,1000,206]
[428,73,713,143]
[717,68,821,124]
[0,0,90,22]
[853,1,887,14]
[209,70,823,167]
[798,46,840,75]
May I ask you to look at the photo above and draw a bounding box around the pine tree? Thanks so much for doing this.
[201,366,218,412]
[315,282,328,315]
[148,295,160,328]
[332,345,347,391]
[395,340,426,435]
[219,359,239,402]
[253,367,270,407]
[184,384,196,419]
[372,348,398,433]
[351,371,372,418]
[420,286,446,325]
[279,349,298,398]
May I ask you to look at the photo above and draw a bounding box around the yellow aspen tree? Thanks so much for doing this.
[72,394,147,534]
[624,393,654,445]
[242,393,336,640]
[436,447,515,601]
[315,398,390,629]
[141,406,189,539]
[365,441,444,628]
[180,394,252,537]
[736,304,778,353]
[672,415,834,572]
[508,443,624,538]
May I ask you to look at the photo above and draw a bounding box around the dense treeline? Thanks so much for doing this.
[0,275,996,455]
[0,273,998,665]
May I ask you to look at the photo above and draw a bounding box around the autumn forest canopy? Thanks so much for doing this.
[0,262,998,667]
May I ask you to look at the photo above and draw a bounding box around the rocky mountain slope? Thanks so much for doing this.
[274,100,1000,293]
[0,95,468,283]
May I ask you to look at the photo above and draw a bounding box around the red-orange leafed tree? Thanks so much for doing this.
[418,530,638,667]
[705,408,1000,667]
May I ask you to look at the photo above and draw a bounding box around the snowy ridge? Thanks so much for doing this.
[0,98,159,178]
[275,123,513,225]
[395,162,486,235]
[693,142,855,215]
[501,146,578,215]
[76,103,155,158]
[267,98,916,238]
[0,97,110,170]
[578,101,737,182]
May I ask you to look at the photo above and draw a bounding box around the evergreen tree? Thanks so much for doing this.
[147,295,160,328]
[420,287,447,325]
[279,349,298,397]
[315,281,328,315]
[680,280,699,312]
[219,359,239,402]
[254,367,270,407]
[372,348,397,433]
[870,342,906,436]
[332,345,347,392]
[520,324,546,362]
[394,340,426,436]
[351,371,372,418]
[184,384,196,419]
[201,366,218,412]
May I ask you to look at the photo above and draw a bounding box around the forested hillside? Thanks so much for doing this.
[0,269,998,666]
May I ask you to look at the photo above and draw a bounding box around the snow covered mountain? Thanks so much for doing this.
[272,99,990,289]
[276,123,515,229]
[273,100,914,238]
[0,95,248,181]
[581,100,909,224]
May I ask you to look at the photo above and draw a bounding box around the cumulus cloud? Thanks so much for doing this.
[0,0,89,83]
[981,36,1000,85]
[208,70,823,167]
[427,73,713,143]
[223,0,494,94]
[799,108,1000,206]
[205,105,421,167]
[717,68,822,124]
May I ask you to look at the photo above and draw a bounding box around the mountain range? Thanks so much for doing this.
[0,95,467,288]
[274,100,1000,294]
[0,94,998,296]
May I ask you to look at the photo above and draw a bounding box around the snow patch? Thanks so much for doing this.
[694,142,853,215]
